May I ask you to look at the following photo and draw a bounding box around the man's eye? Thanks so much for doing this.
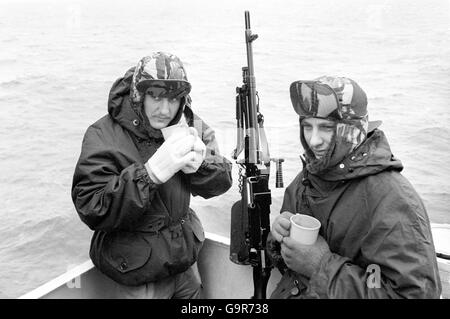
[146,92,161,101]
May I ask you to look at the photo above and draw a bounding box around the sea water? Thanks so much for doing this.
[0,0,449,298]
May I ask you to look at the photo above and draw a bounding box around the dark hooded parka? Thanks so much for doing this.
[71,67,232,285]
[269,77,441,298]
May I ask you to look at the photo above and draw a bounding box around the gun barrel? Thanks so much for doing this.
[245,11,250,29]
[243,11,260,164]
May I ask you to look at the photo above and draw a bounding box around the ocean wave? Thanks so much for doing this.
[0,58,17,65]
[0,214,91,298]
[0,74,50,88]
[369,96,387,103]
[408,127,450,152]
[1,36,18,43]
[0,79,22,88]
[412,127,450,139]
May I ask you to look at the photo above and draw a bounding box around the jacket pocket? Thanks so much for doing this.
[104,231,152,274]
[97,212,205,286]
[179,210,205,267]
[189,210,205,242]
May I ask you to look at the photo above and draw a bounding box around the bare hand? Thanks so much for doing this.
[281,235,331,278]
[271,211,294,243]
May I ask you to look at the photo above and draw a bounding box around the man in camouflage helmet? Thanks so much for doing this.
[268,76,441,298]
[72,52,232,298]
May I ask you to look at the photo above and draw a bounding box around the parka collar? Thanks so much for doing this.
[309,129,403,182]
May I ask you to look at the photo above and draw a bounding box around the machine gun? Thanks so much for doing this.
[230,11,284,299]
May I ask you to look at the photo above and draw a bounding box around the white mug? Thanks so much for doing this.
[160,123,190,141]
[289,214,321,245]
[161,123,199,174]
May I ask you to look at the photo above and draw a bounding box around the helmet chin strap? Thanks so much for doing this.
[167,96,187,127]
[304,139,337,175]
[300,116,369,176]
[301,128,351,176]
[300,125,335,175]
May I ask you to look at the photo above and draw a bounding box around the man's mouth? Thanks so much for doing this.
[154,117,171,122]
[312,150,327,158]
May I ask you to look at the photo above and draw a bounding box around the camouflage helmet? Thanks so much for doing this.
[290,76,381,175]
[289,76,368,122]
[131,52,191,103]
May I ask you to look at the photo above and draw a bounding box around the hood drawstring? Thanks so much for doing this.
[299,155,313,216]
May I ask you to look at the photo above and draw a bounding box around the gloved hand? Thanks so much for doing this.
[181,127,206,174]
[145,133,196,184]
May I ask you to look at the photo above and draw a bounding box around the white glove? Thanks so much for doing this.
[182,128,206,174]
[145,133,196,184]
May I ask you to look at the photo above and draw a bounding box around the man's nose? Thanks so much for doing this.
[159,99,170,116]
[309,128,323,147]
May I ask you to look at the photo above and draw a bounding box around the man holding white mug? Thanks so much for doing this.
[72,52,232,298]
[268,76,441,299]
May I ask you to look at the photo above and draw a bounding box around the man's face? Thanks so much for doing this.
[302,117,336,159]
[143,93,181,129]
